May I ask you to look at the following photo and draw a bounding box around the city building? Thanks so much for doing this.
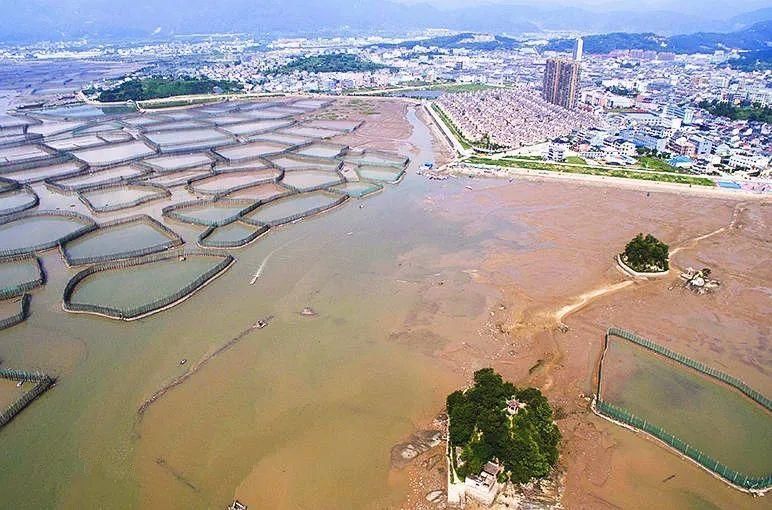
[573,38,584,62]
[547,141,567,161]
[542,58,581,109]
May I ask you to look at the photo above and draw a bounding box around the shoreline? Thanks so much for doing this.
[450,163,771,201]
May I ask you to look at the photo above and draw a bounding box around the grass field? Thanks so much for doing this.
[467,157,715,187]
[600,337,771,477]
[432,104,473,150]
[638,156,679,173]
[565,156,587,165]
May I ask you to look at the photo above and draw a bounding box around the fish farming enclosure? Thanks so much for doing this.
[595,327,771,493]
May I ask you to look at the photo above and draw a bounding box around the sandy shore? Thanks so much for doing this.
[397,117,770,509]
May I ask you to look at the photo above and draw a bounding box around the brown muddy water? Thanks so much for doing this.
[0,107,517,509]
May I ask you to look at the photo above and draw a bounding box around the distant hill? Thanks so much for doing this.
[545,21,772,55]
[370,33,522,51]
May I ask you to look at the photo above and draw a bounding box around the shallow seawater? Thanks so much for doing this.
[330,181,382,197]
[358,165,404,183]
[0,189,37,213]
[0,258,40,290]
[0,106,512,509]
[0,216,90,253]
[601,336,772,477]
[64,222,176,263]
[281,170,342,191]
[81,186,165,210]
[170,202,251,225]
[242,190,340,225]
[69,256,225,312]
[201,221,261,245]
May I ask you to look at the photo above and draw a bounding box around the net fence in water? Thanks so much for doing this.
[0,254,45,299]
[595,327,772,492]
[62,250,234,320]
[0,364,55,428]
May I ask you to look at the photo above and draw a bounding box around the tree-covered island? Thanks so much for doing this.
[447,368,561,485]
[620,233,669,272]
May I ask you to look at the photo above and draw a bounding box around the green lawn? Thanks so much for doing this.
[467,157,715,187]
[432,104,472,150]
[638,156,679,173]
[565,156,587,165]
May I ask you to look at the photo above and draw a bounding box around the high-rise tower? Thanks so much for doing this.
[542,58,581,109]
[573,37,583,62]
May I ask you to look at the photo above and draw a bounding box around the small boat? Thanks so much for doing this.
[255,320,267,329]
[465,185,473,190]
[16,381,24,388]
[179,359,187,366]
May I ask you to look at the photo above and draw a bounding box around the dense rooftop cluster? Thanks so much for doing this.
[436,88,599,149]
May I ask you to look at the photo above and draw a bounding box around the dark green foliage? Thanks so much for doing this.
[622,233,669,272]
[729,48,772,72]
[97,76,243,102]
[697,100,772,124]
[447,368,561,484]
[606,85,637,97]
[273,53,388,74]
[544,21,772,55]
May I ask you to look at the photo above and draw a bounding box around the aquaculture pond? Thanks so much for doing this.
[199,221,265,248]
[49,166,147,192]
[293,143,346,159]
[0,188,38,215]
[166,201,254,226]
[281,170,342,192]
[190,169,281,195]
[63,219,180,265]
[0,145,53,166]
[279,126,340,139]
[225,182,290,201]
[0,214,93,255]
[0,257,42,296]
[329,181,382,198]
[357,165,405,183]
[71,141,156,167]
[79,185,168,213]
[269,155,340,171]
[142,169,213,188]
[215,141,291,163]
[242,190,344,226]
[600,336,772,477]
[141,153,213,173]
[28,104,137,118]
[66,255,229,317]
[218,120,293,137]
[1,162,84,184]
[346,152,407,167]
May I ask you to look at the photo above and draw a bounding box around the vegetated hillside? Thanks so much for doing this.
[730,48,772,71]
[97,77,242,102]
[370,33,521,51]
[545,20,772,54]
[271,54,388,74]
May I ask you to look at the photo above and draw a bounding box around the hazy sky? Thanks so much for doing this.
[394,0,769,14]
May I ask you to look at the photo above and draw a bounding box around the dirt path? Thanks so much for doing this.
[534,201,747,392]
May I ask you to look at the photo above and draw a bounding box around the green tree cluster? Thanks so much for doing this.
[97,76,243,102]
[697,100,772,124]
[447,368,561,484]
[622,233,669,272]
[273,53,388,74]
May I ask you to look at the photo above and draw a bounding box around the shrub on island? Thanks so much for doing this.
[447,368,561,484]
[621,233,669,273]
